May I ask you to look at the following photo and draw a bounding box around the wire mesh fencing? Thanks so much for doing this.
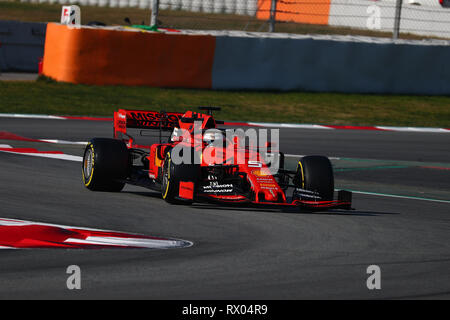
[155,0,450,39]
[16,0,450,39]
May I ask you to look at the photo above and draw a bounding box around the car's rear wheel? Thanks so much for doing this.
[293,155,334,201]
[82,138,129,192]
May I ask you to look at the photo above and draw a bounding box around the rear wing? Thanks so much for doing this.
[113,109,184,139]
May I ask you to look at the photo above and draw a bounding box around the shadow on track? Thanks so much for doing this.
[122,191,399,217]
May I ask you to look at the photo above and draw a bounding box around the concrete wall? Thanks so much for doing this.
[41,24,450,95]
[212,33,450,94]
[0,20,47,72]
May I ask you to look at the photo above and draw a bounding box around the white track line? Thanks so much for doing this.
[1,113,449,133]
[349,190,450,204]
[285,153,341,160]
[64,236,184,249]
[248,122,334,130]
[0,150,82,162]
[248,121,450,133]
[39,139,88,145]
[375,126,450,133]
[0,113,66,120]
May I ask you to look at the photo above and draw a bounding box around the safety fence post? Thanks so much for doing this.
[268,0,278,32]
[151,0,160,27]
[393,0,403,39]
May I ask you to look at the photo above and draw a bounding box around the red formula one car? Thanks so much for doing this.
[81,107,352,211]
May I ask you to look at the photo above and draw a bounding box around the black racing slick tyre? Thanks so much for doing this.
[82,138,129,192]
[293,155,334,201]
[161,150,199,205]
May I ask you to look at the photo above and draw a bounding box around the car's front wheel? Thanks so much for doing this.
[161,149,199,204]
[293,155,334,201]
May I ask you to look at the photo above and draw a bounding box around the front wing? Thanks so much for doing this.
[195,190,353,211]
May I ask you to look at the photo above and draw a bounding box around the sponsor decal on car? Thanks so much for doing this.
[128,111,182,128]
[293,188,322,201]
[201,183,234,194]
[251,168,272,177]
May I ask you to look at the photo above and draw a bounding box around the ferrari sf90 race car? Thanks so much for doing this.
[81,107,352,211]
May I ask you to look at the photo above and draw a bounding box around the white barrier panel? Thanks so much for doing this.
[328,0,450,39]
[160,0,170,9]
[214,0,224,13]
[139,0,149,8]
[119,0,129,7]
[203,0,214,13]
[191,0,202,11]
[329,1,396,34]
[181,0,192,10]
[170,0,182,10]
[19,0,257,16]
[400,6,450,39]
[236,0,247,15]
[224,0,236,14]
[247,0,257,16]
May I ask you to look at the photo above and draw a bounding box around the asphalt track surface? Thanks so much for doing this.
[0,117,449,299]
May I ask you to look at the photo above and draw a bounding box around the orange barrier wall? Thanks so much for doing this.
[256,0,331,25]
[42,23,216,88]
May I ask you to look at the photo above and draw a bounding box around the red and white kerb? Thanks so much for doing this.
[0,218,192,249]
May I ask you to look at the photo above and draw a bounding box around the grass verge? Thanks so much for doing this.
[1,79,449,127]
